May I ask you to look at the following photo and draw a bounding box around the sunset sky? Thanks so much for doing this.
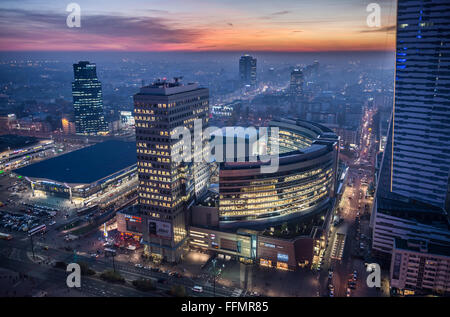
[0,0,397,52]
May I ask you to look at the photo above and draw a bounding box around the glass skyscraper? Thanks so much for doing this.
[371,0,450,257]
[239,54,257,87]
[72,61,108,135]
[389,0,450,209]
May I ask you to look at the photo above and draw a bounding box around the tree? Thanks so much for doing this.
[132,279,155,292]
[281,222,289,234]
[100,270,124,284]
[77,261,96,276]
[170,285,186,297]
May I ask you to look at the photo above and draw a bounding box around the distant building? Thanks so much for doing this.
[72,61,108,135]
[0,114,16,132]
[61,114,76,135]
[120,111,135,127]
[290,69,304,96]
[133,78,210,263]
[239,54,257,87]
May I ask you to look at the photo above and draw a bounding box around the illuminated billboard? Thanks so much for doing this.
[149,220,172,239]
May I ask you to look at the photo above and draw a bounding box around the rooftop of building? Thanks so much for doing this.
[137,78,203,96]
[394,237,450,257]
[14,140,136,185]
[117,204,141,216]
[0,135,39,153]
[197,190,219,208]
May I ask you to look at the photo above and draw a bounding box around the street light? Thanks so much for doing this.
[212,259,217,297]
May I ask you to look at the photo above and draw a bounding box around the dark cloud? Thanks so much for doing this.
[197,45,217,49]
[0,8,203,45]
[259,10,292,20]
[272,10,291,16]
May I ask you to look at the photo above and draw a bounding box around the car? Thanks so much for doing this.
[353,270,358,279]
[328,271,333,279]
[48,221,56,226]
[329,290,334,297]
[346,288,351,297]
[135,263,143,268]
[90,253,99,258]
[192,285,203,293]
[144,266,152,270]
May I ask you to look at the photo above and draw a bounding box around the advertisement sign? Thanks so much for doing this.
[149,220,172,239]
[277,253,289,262]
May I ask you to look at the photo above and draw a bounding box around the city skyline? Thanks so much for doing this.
[0,0,397,52]
[0,0,449,301]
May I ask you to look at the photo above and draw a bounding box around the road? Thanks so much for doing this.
[318,106,385,297]
[0,236,236,297]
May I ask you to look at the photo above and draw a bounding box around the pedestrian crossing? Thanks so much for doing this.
[231,288,242,297]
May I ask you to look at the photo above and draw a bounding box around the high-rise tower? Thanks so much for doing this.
[72,61,107,135]
[134,79,210,262]
[388,0,450,208]
[239,54,257,87]
[290,68,304,96]
[371,0,450,258]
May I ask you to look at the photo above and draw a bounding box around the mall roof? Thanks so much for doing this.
[14,140,136,185]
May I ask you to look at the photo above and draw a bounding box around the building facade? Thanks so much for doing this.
[372,0,450,262]
[389,0,450,209]
[390,238,450,295]
[72,61,108,135]
[218,118,339,228]
[133,79,210,262]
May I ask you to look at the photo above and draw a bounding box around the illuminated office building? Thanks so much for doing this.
[372,0,450,259]
[239,54,257,87]
[134,78,210,262]
[72,61,108,135]
[290,69,304,96]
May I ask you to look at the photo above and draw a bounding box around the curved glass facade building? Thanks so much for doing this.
[218,118,339,228]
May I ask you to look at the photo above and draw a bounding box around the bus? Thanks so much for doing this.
[28,224,47,236]
[0,232,12,240]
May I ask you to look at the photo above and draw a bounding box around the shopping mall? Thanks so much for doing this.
[13,140,137,203]
[117,118,343,270]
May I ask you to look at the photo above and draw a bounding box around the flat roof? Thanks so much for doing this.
[14,140,136,185]
[0,135,39,152]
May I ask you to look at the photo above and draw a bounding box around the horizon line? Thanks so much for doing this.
[0,49,395,54]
